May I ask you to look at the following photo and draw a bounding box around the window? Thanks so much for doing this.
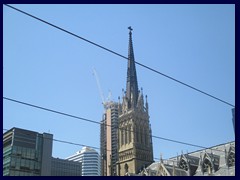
[228,151,235,167]
[128,125,131,143]
[202,158,212,174]
[136,126,139,142]
[145,132,148,145]
[179,159,188,171]
[121,130,124,146]
[124,164,128,174]
[125,128,128,144]
[140,127,143,144]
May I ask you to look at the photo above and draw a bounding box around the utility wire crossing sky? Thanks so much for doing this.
[4,96,223,151]
[4,4,234,108]
[3,4,235,159]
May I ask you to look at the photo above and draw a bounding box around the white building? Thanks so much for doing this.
[66,147,100,176]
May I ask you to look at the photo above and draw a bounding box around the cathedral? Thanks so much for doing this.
[116,27,154,176]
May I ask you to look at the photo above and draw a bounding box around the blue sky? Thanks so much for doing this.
[3,4,235,160]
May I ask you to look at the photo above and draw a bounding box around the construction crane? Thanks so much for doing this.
[93,68,108,109]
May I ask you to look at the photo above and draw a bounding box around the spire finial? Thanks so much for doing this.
[128,26,133,32]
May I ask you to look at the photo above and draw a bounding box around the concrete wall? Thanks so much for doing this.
[41,133,53,176]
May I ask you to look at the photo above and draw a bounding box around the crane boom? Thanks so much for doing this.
[93,68,106,108]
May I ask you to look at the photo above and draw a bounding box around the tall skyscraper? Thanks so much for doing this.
[66,146,100,176]
[117,27,154,176]
[3,127,53,176]
[100,101,119,176]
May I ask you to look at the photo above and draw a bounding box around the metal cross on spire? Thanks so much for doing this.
[128,26,133,32]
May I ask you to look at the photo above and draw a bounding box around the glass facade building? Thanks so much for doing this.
[3,127,84,176]
[3,127,53,176]
[51,157,82,176]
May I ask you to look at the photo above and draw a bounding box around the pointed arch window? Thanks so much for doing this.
[145,129,148,145]
[121,129,124,146]
[124,163,129,174]
[179,159,188,171]
[136,126,139,143]
[227,146,235,167]
[202,158,212,174]
[140,127,143,144]
[228,151,235,167]
[125,127,128,144]
[128,125,132,143]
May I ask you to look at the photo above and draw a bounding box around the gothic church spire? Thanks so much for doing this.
[126,26,139,108]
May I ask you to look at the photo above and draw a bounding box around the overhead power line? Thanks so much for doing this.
[4,127,230,163]
[2,128,174,161]
[1,129,171,159]
[4,4,234,108]
[3,128,102,152]
[2,128,166,160]
[3,96,226,153]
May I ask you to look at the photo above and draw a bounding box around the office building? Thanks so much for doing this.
[100,101,119,176]
[3,127,83,176]
[51,157,82,176]
[66,146,100,176]
[3,127,53,176]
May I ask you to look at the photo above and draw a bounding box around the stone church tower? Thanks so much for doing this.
[117,27,154,176]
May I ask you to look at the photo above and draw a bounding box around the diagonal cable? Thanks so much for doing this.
[3,4,234,108]
[3,96,227,153]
